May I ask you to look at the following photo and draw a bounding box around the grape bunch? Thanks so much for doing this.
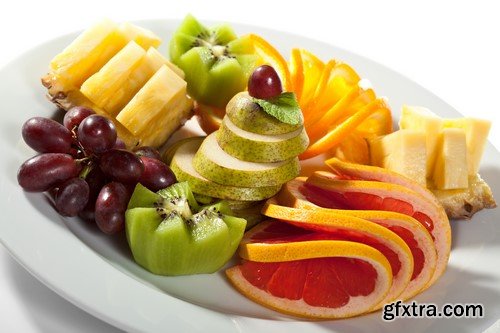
[18,106,177,234]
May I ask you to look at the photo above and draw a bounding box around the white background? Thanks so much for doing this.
[0,0,499,332]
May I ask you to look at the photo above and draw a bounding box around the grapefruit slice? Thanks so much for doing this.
[277,177,438,299]
[261,200,413,306]
[305,170,451,286]
[325,157,443,207]
[226,235,392,319]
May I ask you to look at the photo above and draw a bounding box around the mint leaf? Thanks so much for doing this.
[252,92,301,125]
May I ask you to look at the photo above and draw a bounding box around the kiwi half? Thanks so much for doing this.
[169,15,258,108]
[125,182,246,275]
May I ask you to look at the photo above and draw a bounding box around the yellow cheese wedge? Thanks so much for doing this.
[399,105,443,177]
[368,129,427,186]
[444,118,491,175]
[433,128,468,190]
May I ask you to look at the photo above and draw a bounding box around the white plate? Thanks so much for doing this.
[1,19,500,333]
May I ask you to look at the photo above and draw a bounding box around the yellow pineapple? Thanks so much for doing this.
[42,20,194,149]
[98,47,183,116]
[118,22,161,49]
[116,65,192,137]
[80,41,146,112]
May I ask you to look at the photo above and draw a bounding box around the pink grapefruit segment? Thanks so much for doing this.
[277,177,437,299]
[226,238,392,319]
[305,170,451,286]
[260,201,413,306]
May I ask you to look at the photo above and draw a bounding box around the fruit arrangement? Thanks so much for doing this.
[16,15,497,321]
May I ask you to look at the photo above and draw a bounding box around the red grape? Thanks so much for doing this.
[139,156,176,192]
[248,65,283,99]
[99,149,144,184]
[79,167,107,221]
[133,146,161,160]
[55,178,89,216]
[17,153,79,192]
[63,106,95,130]
[22,117,72,153]
[113,138,127,150]
[95,182,130,234]
[77,115,117,154]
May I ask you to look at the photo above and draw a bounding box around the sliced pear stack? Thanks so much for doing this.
[42,19,193,148]
[170,92,308,202]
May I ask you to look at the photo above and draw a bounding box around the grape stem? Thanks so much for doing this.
[77,158,93,179]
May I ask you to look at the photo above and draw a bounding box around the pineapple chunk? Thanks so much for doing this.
[48,19,161,90]
[116,65,189,139]
[118,22,161,49]
[433,128,468,190]
[369,129,427,186]
[138,94,193,147]
[444,118,491,175]
[431,174,496,219]
[399,105,443,177]
[50,19,125,89]
[100,48,181,115]
[80,41,146,111]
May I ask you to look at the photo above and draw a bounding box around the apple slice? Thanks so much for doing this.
[193,133,300,187]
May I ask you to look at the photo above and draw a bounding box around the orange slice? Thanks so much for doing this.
[300,59,336,115]
[296,49,325,118]
[194,102,223,134]
[261,199,413,306]
[300,97,389,160]
[330,131,370,165]
[289,48,304,100]
[277,177,438,299]
[305,170,451,286]
[227,234,392,319]
[356,105,393,138]
[305,80,376,138]
[311,61,361,121]
[249,34,292,91]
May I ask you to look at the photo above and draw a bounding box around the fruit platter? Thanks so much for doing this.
[1,17,500,332]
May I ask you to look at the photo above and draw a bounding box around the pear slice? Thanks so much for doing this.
[170,138,281,201]
[217,116,309,162]
[226,92,303,135]
[193,133,300,187]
